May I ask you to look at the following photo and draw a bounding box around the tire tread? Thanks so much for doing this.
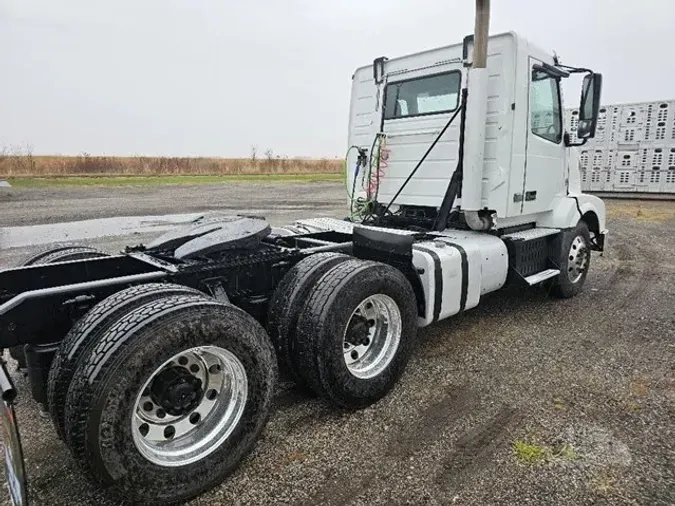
[267,252,349,384]
[63,294,276,504]
[47,283,206,440]
[294,259,417,408]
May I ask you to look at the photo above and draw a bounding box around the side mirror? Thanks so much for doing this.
[577,73,602,139]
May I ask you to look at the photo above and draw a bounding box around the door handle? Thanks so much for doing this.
[525,191,537,201]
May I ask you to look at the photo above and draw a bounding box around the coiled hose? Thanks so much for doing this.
[344,134,388,221]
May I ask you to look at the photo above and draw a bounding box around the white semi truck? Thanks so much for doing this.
[298,30,606,318]
[0,4,606,505]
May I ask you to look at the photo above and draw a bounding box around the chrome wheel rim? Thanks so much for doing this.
[131,346,247,467]
[343,294,402,379]
[567,235,590,283]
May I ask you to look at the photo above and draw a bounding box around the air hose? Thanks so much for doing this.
[344,145,367,220]
[366,134,388,203]
[344,145,362,200]
[344,134,388,221]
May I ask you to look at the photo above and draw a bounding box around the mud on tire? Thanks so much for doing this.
[267,252,349,385]
[294,259,418,409]
[47,283,207,441]
[63,295,277,505]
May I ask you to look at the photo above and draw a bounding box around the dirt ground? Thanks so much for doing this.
[0,182,345,227]
[0,183,674,506]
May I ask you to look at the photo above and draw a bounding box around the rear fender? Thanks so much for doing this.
[351,226,426,319]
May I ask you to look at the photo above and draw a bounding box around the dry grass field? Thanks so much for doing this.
[0,151,341,177]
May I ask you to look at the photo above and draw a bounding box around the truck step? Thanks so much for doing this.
[502,227,559,241]
[523,268,560,286]
[502,228,561,280]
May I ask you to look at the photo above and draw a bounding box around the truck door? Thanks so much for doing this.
[522,60,566,214]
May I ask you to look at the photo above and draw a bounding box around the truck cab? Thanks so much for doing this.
[346,31,607,240]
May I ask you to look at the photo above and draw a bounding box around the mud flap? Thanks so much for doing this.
[596,229,608,256]
[0,360,27,505]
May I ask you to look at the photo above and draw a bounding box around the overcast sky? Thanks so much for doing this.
[2,0,674,157]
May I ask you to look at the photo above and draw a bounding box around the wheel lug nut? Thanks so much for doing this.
[156,408,166,419]
[178,356,188,366]
[143,401,153,412]
[209,364,221,374]
[190,364,199,373]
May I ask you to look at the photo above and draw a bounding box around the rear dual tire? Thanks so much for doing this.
[47,283,205,441]
[271,257,418,409]
[267,252,349,386]
[20,245,108,267]
[54,289,276,505]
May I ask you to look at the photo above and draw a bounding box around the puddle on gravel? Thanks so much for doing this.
[0,208,311,250]
[0,213,207,249]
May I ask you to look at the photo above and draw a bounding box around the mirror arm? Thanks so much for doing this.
[533,62,570,79]
[564,132,588,148]
[556,64,593,75]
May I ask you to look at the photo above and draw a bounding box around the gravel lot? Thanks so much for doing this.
[1,183,674,505]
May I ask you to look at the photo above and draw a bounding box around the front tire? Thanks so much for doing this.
[63,295,277,504]
[294,260,418,409]
[550,221,592,298]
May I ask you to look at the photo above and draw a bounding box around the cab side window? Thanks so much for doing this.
[530,68,562,143]
[384,71,461,120]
